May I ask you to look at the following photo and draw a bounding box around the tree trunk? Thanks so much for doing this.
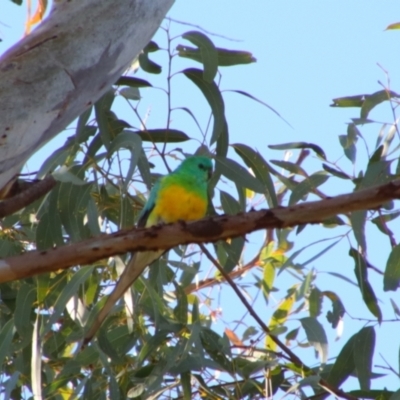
[0,0,174,189]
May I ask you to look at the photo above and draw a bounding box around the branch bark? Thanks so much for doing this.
[0,179,399,283]
[0,0,174,189]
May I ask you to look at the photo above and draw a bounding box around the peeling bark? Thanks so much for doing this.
[0,0,174,189]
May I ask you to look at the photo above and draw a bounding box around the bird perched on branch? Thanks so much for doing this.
[84,155,213,343]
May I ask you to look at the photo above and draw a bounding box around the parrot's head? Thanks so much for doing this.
[177,156,213,182]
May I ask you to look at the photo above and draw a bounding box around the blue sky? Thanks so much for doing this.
[2,0,400,394]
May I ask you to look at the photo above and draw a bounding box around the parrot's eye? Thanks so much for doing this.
[198,163,205,170]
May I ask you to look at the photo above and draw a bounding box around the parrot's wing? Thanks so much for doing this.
[84,249,163,344]
[137,179,161,227]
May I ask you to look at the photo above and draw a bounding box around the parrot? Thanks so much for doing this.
[84,155,213,343]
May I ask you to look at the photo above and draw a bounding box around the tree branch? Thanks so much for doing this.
[0,175,57,218]
[1,178,400,283]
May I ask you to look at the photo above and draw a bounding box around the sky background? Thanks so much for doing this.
[2,0,400,395]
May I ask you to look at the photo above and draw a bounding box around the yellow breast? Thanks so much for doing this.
[152,184,207,224]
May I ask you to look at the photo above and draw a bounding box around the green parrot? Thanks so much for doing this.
[84,156,213,342]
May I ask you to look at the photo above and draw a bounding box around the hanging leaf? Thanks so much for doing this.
[349,248,382,322]
[183,68,225,144]
[300,317,328,363]
[354,326,375,391]
[322,291,346,328]
[233,144,278,207]
[269,142,326,160]
[383,243,400,291]
[137,129,190,143]
[182,31,218,82]
[215,156,265,193]
[177,45,256,66]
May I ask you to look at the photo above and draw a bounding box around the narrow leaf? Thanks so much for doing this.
[216,156,265,193]
[349,248,382,322]
[354,326,375,390]
[183,31,218,82]
[183,68,225,144]
[384,243,400,291]
[137,129,190,143]
[300,317,328,363]
[269,142,326,160]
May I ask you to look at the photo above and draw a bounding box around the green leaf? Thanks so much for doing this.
[14,283,36,337]
[58,182,93,242]
[269,142,326,160]
[177,45,256,66]
[300,317,328,363]
[216,156,265,193]
[173,282,188,324]
[322,291,346,329]
[220,190,241,215]
[226,90,290,126]
[137,129,190,143]
[349,248,382,322]
[183,68,225,144]
[308,287,322,318]
[270,160,306,176]
[108,130,142,190]
[37,146,70,178]
[361,90,399,119]
[386,22,400,30]
[36,210,64,250]
[42,267,94,337]
[232,144,278,207]
[322,164,351,180]
[94,89,115,149]
[289,171,329,206]
[0,320,15,369]
[183,31,218,82]
[354,326,375,390]
[326,332,355,387]
[181,372,192,400]
[75,106,93,142]
[350,210,367,252]
[114,76,152,87]
[331,94,367,108]
[384,243,400,291]
[138,50,162,74]
[119,86,140,100]
[200,328,233,373]
[348,390,394,400]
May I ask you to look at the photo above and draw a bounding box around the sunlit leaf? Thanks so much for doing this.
[266,293,295,351]
[386,22,400,30]
[331,94,367,108]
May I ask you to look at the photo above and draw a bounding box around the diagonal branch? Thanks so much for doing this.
[1,178,400,283]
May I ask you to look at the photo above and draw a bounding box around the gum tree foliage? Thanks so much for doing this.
[1,5,400,400]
